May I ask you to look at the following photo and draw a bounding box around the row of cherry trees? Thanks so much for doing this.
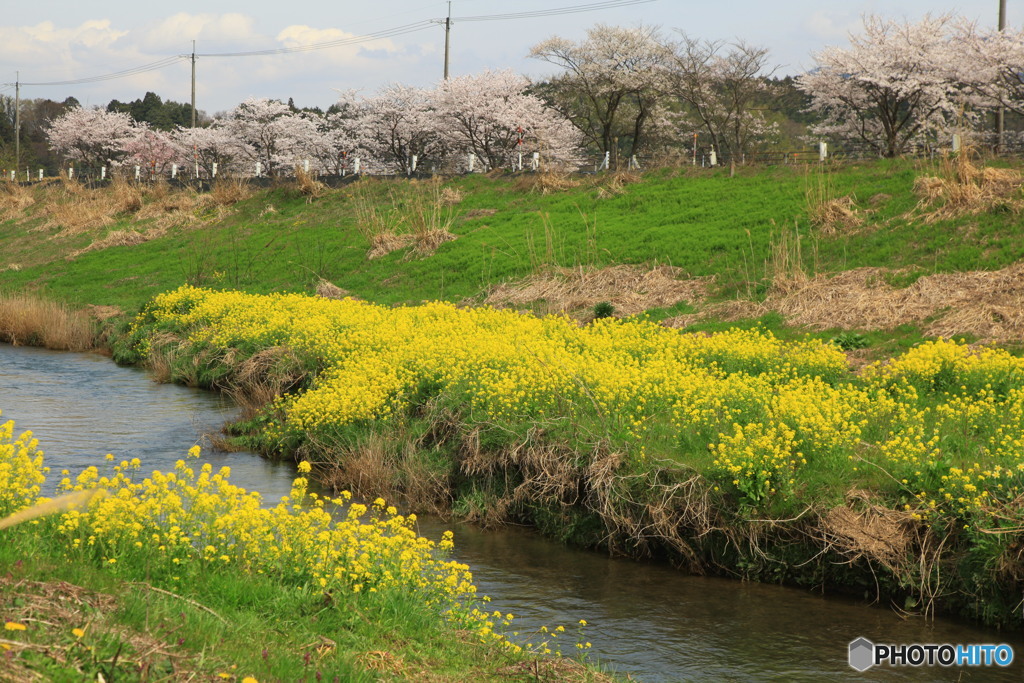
[532,15,1024,161]
[43,14,1024,173]
[46,70,582,177]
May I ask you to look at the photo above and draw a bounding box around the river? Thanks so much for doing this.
[1,343,1021,681]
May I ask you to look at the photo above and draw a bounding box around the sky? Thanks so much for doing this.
[0,0,1011,115]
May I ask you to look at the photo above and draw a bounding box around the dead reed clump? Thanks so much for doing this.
[0,180,36,220]
[913,149,1024,222]
[412,228,457,256]
[594,170,641,198]
[367,232,414,260]
[293,166,326,202]
[808,195,862,235]
[701,261,1024,345]
[439,185,464,206]
[485,264,712,318]
[0,292,95,350]
[314,278,351,299]
[210,176,252,206]
[513,171,579,194]
[66,226,169,260]
[110,175,144,214]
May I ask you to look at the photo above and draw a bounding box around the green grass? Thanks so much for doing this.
[0,531,604,682]
[3,159,1021,321]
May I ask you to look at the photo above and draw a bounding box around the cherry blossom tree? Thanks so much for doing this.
[530,24,668,157]
[46,107,136,169]
[122,126,179,175]
[354,84,444,174]
[665,36,779,160]
[217,98,318,176]
[956,22,1024,117]
[797,14,970,157]
[433,69,582,170]
[170,125,238,178]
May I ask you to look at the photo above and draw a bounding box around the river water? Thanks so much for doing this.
[1,343,1022,682]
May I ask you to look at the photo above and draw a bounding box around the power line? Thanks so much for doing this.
[454,0,656,22]
[1,0,659,89]
[7,56,186,87]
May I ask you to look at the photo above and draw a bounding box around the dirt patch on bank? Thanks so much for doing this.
[667,262,1024,344]
[485,264,711,318]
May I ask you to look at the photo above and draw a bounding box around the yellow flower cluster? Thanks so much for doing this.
[0,413,47,516]
[0,420,518,649]
[135,288,1024,525]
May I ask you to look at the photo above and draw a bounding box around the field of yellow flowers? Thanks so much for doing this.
[0,413,601,680]
[115,286,1024,626]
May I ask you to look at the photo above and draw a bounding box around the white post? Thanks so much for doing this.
[411,155,418,174]
[819,141,828,162]
[68,167,74,179]
[212,162,218,178]
[468,153,476,173]
[171,164,178,179]
[303,159,310,173]
[709,148,717,167]
[517,152,523,172]
[194,164,199,179]
[101,167,107,181]
[25,169,29,182]
[38,169,43,181]
[135,165,141,181]
[354,158,361,174]
[532,152,540,171]
[9,171,13,181]
[630,155,640,170]
[255,162,262,178]
[602,151,610,170]
[952,134,962,153]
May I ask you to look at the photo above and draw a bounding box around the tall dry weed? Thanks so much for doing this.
[210,176,252,206]
[293,166,326,202]
[805,165,861,234]
[913,146,1024,222]
[0,293,95,350]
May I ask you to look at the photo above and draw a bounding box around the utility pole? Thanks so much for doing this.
[191,40,197,128]
[443,2,452,80]
[14,72,19,175]
[997,0,1007,152]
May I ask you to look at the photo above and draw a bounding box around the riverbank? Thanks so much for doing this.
[0,412,606,681]
[98,285,1023,630]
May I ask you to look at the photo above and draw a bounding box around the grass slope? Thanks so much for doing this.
[2,160,1021,320]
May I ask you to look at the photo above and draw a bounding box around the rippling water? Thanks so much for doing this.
[2,343,1021,682]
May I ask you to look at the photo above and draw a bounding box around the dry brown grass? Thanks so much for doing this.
[66,226,169,260]
[594,170,641,199]
[485,264,711,318]
[439,185,463,206]
[808,195,862,234]
[293,166,326,202]
[210,176,252,206]
[0,292,96,350]
[513,171,579,194]
[673,262,1024,344]
[367,231,414,260]
[314,278,352,299]
[913,150,1024,222]
[0,180,36,221]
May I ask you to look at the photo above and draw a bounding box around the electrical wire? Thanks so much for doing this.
[1,0,659,87]
[454,0,656,22]
[8,56,186,87]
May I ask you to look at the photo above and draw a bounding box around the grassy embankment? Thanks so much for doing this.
[3,157,1024,631]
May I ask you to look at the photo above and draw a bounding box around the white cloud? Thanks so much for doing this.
[141,13,258,51]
